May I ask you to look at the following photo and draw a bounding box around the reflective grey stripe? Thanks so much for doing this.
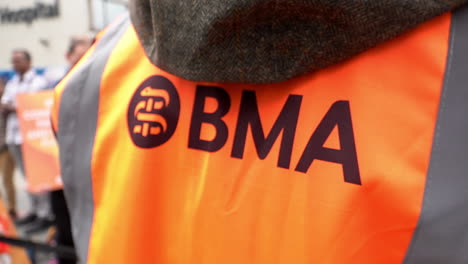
[58,14,130,263]
[404,6,468,264]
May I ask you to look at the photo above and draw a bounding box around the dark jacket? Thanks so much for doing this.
[130,0,468,83]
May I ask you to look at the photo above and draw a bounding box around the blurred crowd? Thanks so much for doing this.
[0,36,92,264]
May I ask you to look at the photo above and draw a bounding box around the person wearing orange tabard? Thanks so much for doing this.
[52,1,468,263]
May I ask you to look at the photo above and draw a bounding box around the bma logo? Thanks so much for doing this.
[127,75,180,148]
[127,80,362,185]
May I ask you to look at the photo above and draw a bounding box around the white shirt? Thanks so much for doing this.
[1,69,47,145]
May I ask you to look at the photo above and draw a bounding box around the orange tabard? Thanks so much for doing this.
[57,13,450,264]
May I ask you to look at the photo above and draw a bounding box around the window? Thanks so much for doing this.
[89,0,127,31]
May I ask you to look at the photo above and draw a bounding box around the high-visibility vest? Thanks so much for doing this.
[52,7,468,264]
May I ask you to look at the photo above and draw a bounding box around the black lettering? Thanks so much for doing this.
[188,85,231,152]
[23,8,37,24]
[295,101,361,185]
[12,10,21,23]
[53,0,60,16]
[0,2,59,25]
[231,91,302,169]
[37,3,47,17]
[1,9,12,23]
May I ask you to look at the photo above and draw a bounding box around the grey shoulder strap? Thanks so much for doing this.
[404,5,468,264]
[57,14,130,263]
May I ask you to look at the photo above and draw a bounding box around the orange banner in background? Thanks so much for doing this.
[16,90,62,193]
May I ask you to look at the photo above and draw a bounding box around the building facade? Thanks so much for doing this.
[0,0,127,79]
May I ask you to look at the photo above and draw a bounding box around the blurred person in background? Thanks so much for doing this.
[50,35,92,264]
[0,77,16,220]
[1,49,53,232]
[44,36,94,90]
[66,36,93,69]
